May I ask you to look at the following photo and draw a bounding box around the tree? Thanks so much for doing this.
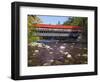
[63,17,87,27]
[28,15,42,44]
[57,21,61,25]
[63,17,88,41]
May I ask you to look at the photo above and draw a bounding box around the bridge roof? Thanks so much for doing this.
[33,24,80,29]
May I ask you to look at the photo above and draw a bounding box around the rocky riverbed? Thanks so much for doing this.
[28,42,87,66]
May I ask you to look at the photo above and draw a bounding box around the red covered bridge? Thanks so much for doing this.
[33,24,82,42]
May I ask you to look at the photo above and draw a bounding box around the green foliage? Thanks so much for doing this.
[28,15,42,43]
[63,17,87,28]
[63,17,88,40]
[57,21,61,25]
